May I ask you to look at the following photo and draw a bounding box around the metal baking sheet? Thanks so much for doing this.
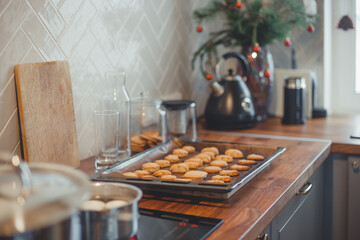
[90,138,285,199]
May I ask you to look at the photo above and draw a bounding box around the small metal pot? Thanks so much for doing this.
[77,182,142,240]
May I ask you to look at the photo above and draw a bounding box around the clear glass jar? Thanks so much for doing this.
[130,97,166,153]
[103,71,131,161]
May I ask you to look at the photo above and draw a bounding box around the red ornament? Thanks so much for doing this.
[236,1,243,8]
[284,37,291,47]
[206,73,212,80]
[196,26,203,33]
[253,43,261,53]
[307,24,315,33]
[264,70,271,78]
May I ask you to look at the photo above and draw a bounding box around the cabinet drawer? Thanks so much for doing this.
[271,164,325,240]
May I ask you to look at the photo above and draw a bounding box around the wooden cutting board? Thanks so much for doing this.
[14,61,79,168]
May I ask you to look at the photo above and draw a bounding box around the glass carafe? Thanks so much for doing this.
[103,71,131,161]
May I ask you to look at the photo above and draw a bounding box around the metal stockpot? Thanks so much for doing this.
[0,161,90,240]
[78,182,142,240]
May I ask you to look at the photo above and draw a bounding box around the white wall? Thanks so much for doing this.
[0,0,210,162]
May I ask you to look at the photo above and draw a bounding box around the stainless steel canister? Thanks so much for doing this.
[282,77,306,124]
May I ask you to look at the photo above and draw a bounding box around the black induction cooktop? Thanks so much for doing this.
[132,208,223,240]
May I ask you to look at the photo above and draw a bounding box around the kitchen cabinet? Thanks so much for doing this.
[332,153,360,240]
[258,160,328,240]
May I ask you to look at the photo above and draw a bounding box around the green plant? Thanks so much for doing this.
[192,0,317,79]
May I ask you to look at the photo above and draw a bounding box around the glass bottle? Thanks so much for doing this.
[104,71,131,161]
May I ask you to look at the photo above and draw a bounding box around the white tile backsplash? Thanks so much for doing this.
[0,0,205,161]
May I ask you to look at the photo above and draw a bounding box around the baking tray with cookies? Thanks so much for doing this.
[90,138,286,199]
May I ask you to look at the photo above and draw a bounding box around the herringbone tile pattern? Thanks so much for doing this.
[0,0,208,161]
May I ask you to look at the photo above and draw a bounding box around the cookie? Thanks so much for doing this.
[230,164,250,171]
[154,160,170,168]
[174,178,192,183]
[182,145,195,153]
[247,154,265,161]
[203,166,222,173]
[215,155,233,163]
[201,147,219,156]
[182,170,208,180]
[134,170,151,177]
[184,158,203,167]
[225,149,244,158]
[212,175,231,182]
[173,148,188,157]
[237,159,257,165]
[183,161,199,169]
[194,154,211,163]
[219,169,239,176]
[161,175,177,181]
[170,163,189,173]
[164,154,180,163]
[141,162,160,173]
[123,172,138,178]
[153,170,172,177]
[210,160,228,168]
[201,151,215,160]
[206,180,225,184]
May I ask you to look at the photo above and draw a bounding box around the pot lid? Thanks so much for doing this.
[0,161,90,236]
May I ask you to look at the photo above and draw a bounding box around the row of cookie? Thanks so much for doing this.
[171,146,265,161]
[123,168,233,184]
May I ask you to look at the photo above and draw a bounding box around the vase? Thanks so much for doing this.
[241,45,274,122]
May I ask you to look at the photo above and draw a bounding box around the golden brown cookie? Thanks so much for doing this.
[202,151,215,160]
[215,155,234,163]
[174,178,192,183]
[184,158,203,167]
[210,160,228,168]
[134,170,151,177]
[212,175,231,182]
[219,169,239,176]
[225,149,244,158]
[203,166,222,173]
[153,170,172,177]
[173,148,188,157]
[164,154,180,163]
[154,160,170,168]
[201,147,219,156]
[230,164,250,171]
[182,145,195,153]
[206,180,225,184]
[182,170,208,180]
[141,162,160,173]
[123,172,138,178]
[170,163,189,173]
[183,161,199,169]
[237,159,257,165]
[161,175,177,181]
[247,154,265,161]
[194,154,211,163]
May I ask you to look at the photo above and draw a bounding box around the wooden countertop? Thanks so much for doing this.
[79,131,331,240]
[204,114,360,155]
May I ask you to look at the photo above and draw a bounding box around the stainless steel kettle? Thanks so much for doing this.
[205,52,256,130]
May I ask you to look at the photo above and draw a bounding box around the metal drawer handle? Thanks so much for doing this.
[296,182,312,195]
[257,233,269,240]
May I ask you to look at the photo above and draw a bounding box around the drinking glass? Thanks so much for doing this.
[93,110,120,171]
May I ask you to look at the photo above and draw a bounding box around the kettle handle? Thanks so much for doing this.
[216,52,249,80]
